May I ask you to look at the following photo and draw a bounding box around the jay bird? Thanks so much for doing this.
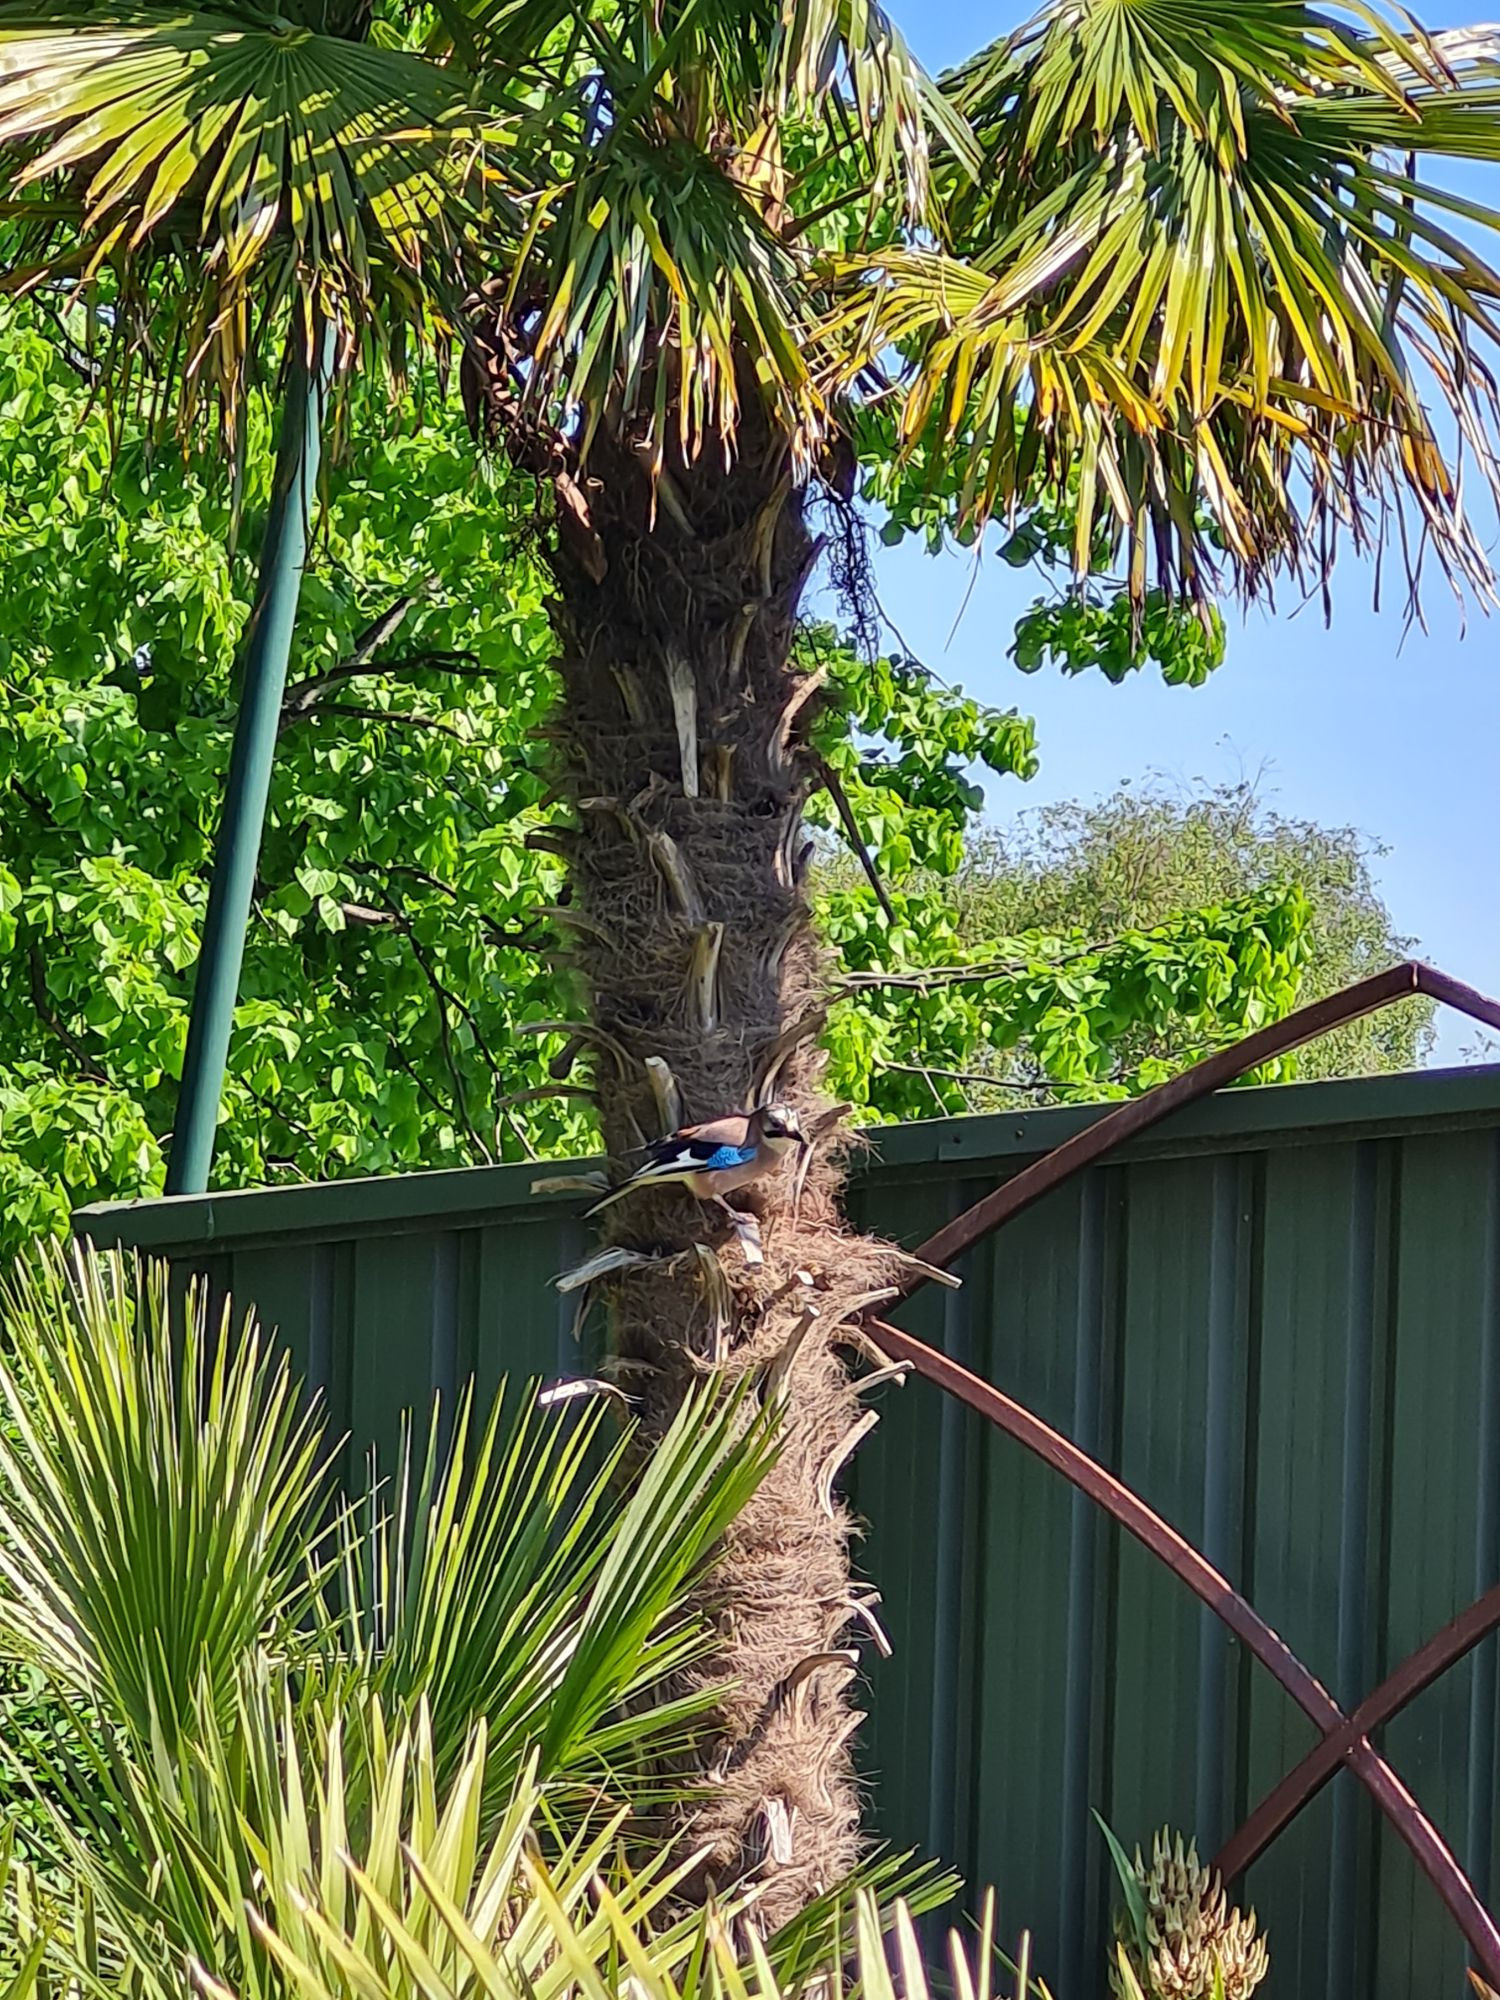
[585,1102,808,1217]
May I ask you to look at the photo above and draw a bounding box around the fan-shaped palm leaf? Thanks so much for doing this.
[0,6,514,416]
[0,1241,330,1760]
[529,134,823,461]
[328,1371,778,1813]
[0,1246,783,1821]
[0,1247,817,1990]
[834,0,1500,605]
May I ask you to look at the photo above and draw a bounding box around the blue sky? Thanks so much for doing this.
[873,0,1500,1062]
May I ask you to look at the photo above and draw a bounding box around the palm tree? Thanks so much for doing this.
[7,0,1500,1928]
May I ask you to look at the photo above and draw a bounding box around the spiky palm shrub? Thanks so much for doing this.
[0,1242,947,1996]
[3,1721,1036,2000]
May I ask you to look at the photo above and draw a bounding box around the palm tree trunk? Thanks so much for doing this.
[547,407,900,1926]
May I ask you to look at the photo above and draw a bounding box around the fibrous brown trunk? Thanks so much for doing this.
[545,403,902,1927]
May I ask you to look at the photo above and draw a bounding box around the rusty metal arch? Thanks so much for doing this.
[866,962,1500,1985]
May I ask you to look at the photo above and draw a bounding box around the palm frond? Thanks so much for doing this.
[438,0,973,469]
[16,1630,953,1998]
[952,0,1444,158]
[768,0,978,210]
[527,133,825,463]
[0,6,514,419]
[0,1247,813,1992]
[60,1693,957,2000]
[329,1371,778,1815]
[0,1241,331,1761]
[842,0,1500,606]
[220,1727,1002,2000]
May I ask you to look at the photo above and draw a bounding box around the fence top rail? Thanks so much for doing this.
[73,1062,1500,1253]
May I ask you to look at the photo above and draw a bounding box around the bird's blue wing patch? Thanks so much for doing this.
[636,1138,755,1178]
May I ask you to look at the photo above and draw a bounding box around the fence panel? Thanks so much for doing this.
[77,1067,1500,1994]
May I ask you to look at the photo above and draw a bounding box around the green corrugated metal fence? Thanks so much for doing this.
[77,1066,1500,1997]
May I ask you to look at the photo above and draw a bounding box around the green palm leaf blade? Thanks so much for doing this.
[0,1241,333,1761]
[843,0,1500,609]
[0,7,515,413]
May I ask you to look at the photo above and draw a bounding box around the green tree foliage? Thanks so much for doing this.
[2,303,1334,1250]
[0,307,574,1248]
[817,875,1312,1123]
[956,781,1434,1085]
[818,779,1430,1116]
[810,644,1317,1121]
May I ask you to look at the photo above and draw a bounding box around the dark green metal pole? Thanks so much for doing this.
[166,319,335,1195]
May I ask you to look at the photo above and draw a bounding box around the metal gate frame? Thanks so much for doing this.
[868,961,1500,1985]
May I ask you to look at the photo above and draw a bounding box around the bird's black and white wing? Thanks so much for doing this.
[636,1135,757,1179]
[584,1134,758,1214]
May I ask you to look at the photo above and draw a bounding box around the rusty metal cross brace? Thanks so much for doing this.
[866,1317,1500,1985]
[864,961,1500,1983]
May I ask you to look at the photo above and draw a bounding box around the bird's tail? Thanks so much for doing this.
[583,1182,634,1218]
[584,1164,697,1217]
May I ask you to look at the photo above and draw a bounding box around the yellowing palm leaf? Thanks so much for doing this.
[0,7,512,415]
[841,0,1500,607]
[530,134,823,464]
